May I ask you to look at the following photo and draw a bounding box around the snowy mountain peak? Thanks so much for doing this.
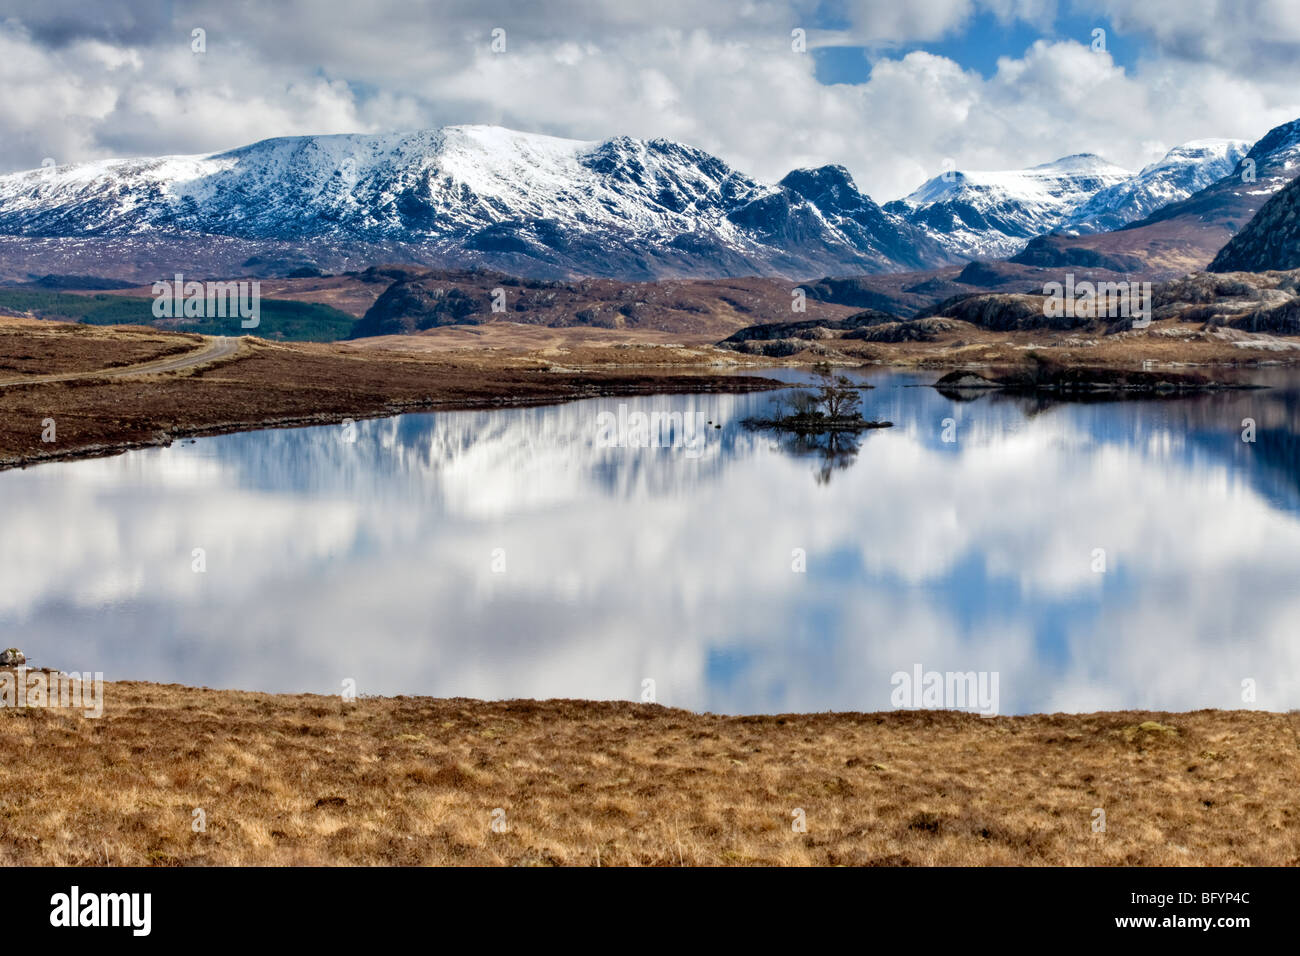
[1061,138,1250,234]
[884,153,1132,258]
[1162,139,1249,161]
[0,125,938,280]
[1243,118,1300,168]
[1029,153,1126,172]
[886,140,1266,259]
[780,165,882,216]
[900,153,1131,206]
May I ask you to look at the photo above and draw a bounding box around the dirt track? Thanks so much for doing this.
[0,334,240,387]
[0,321,785,471]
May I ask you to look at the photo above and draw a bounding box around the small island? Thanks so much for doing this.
[744,366,894,432]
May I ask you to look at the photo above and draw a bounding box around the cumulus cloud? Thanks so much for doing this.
[0,0,1296,201]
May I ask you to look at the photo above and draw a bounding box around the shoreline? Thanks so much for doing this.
[2,675,1294,866]
[2,317,1289,473]
[0,378,783,472]
[0,321,789,472]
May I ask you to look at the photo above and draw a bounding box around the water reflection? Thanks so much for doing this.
[1,372,1298,715]
[757,428,866,485]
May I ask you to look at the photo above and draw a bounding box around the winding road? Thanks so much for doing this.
[0,335,241,388]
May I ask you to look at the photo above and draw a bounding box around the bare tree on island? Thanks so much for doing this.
[741,363,890,485]
[811,363,863,421]
[762,364,876,428]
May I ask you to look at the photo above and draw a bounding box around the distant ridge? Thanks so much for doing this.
[0,126,942,281]
[0,122,1291,282]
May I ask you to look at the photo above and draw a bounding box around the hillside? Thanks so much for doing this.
[1209,173,1300,273]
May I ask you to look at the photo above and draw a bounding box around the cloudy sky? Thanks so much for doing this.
[1,0,1298,200]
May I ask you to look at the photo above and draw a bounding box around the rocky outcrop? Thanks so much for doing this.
[1209,174,1300,273]
[1218,298,1300,334]
[717,307,959,352]
[718,308,899,345]
[844,318,957,342]
[934,358,1253,393]
[353,281,491,336]
[922,293,1067,331]
[799,277,913,314]
[1008,235,1145,272]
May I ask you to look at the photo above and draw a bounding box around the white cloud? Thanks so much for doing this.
[0,1,1296,202]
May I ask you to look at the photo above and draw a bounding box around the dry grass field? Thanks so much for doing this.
[0,317,783,470]
[0,316,199,381]
[3,313,1296,471]
[1,678,1296,866]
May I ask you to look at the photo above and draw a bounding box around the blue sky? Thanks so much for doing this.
[812,8,1139,84]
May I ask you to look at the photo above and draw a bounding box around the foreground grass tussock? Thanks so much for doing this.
[1,680,1297,866]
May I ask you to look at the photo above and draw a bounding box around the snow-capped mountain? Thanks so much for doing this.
[0,122,1286,282]
[885,141,1259,260]
[777,164,941,263]
[0,125,942,280]
[1020,116,1300,277]
[883,154,1133,259]
[1061,139,1250,234]
[1140,118,1300,233]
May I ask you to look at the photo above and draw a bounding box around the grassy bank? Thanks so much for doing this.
[0,678,1295,866]
[0,317,782,470]
[0,315,1292,472]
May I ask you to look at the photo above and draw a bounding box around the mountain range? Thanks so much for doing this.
[0,122,1294,283]
[884,153,1134,259]
[1060,140,1250,234]
[1013,119,1300,275]
[0,126,940,281]
[883,140,1249,260]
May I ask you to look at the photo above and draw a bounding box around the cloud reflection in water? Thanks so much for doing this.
[1,374,1297,715]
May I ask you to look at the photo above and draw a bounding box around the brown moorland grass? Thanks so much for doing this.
[0,318,200,380]
[0,679,1296,866]
[1,315,1296,472]
[0,319,783,470]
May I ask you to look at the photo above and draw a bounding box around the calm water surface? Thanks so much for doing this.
[2,369,1298,714]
